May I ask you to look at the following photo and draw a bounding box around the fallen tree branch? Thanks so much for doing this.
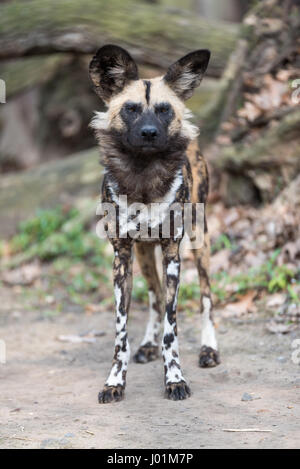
[0,0,239,77]
[0,148,102,238]
[222,428,272,433]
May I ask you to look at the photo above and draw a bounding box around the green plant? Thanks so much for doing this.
[287,284,300,303]
[10,207,77,253]
[68,271,101,293]
[268,265,295,293]
[132,276,148,303]
[178,282,200,303]
[4,207,112,266]
[211,233,233,254]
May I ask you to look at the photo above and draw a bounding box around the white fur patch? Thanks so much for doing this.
[161,260,185,384]
[105,283,130,387]
[106,343,130,387]
[162,315,184,384]
[141,290,161,346]
[108,64,125,78]
[114,284,122,310]
[201,296,218,350]
[181,109,199,140]
[167,260,179,277]
[90,111,109,130]
[175,70,199,93]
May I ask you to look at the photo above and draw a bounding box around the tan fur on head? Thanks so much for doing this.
[90,77,199,139]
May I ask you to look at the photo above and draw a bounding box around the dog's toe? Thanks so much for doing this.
[98,385,124,404]
[133,344,159,364]
[199,345,220,368]
[165,381,191,401]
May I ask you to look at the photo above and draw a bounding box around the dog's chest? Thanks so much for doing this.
[106,170,186,240]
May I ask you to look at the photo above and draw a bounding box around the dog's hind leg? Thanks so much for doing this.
[98,239,133,404]
[188,146,220,368]
[133,242,163,363]
[193,227,220,368]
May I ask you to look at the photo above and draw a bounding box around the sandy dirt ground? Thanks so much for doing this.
[0,286,299,449]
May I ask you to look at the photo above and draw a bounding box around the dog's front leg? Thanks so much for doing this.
[161,240,191,401]
[98,239,133,404]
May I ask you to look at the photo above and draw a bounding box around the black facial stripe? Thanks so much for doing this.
[144,80,151,105]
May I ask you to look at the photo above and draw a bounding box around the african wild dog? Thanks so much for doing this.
[89,45,220,403]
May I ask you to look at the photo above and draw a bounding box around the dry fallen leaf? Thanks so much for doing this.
[2,262,41,286]
[85,303,100,314]
[223,291,257,318]
[237,101,262,122]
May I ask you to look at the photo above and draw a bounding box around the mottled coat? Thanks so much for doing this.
[89,45,220,403]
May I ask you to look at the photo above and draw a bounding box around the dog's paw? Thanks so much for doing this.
[98,385,124,404]
[199,345,220,368]
[133,344,159,364]
[165,381,191,401]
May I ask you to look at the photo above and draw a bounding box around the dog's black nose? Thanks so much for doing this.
[141,125,158,140]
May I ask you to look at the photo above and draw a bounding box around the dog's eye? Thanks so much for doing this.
[156,104,170,114]
[126,103,139,113]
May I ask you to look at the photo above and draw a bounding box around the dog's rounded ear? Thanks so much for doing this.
[89,44,139,103]
[164,49,210,101]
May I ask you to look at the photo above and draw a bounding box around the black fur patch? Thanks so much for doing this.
[163,333,175,349]
[164,49,210,101]
[144,80,151,104]
[89,44,138,102]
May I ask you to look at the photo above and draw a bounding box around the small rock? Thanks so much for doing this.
[40,438,72,449]
[241,392,261,402]
[242,392,253,401]
[277,356,287,363]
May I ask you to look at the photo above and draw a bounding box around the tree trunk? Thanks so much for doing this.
[207,0,300,205]
[211,109,300,205]
[0,0,239,77]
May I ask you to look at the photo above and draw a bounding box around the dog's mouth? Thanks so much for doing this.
[139,144,159,153]
[122,134,166,153]
[130,141,168,155]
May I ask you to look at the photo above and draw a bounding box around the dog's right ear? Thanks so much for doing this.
[89,44,139,104]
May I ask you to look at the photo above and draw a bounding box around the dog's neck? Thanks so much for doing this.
[105,157,183,204]
[99,131,188,204]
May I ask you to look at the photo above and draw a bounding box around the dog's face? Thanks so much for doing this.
[89,45,210,155]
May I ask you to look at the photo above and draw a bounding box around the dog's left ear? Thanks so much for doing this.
[164,49,210,101]
[89,44,139,103]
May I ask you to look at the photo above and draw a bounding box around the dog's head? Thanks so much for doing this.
[89,45,210,155]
